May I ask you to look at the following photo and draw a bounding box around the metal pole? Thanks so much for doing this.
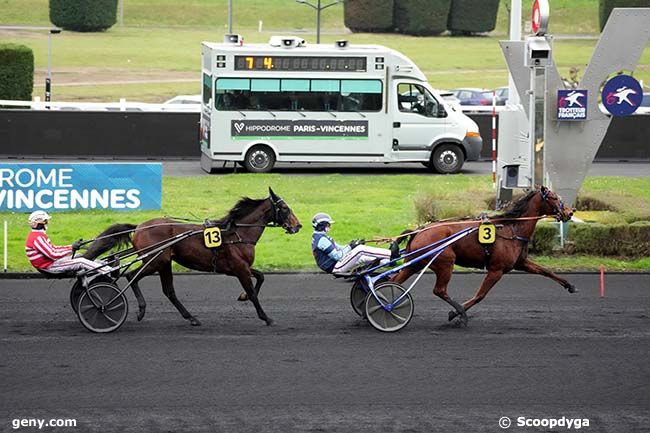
[228,0,233,33]
[46,32,52,102]
[3,221,7,272]
[316,0,321,44]
[508,0,522,105]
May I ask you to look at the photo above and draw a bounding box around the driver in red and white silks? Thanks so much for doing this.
[25,210,108,275]
[311,212,391,274]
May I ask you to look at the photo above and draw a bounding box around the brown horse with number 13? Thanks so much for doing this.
[83,188,301,327]
[390,186,576,326]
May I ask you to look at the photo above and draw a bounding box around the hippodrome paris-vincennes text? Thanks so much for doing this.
[0,167,141,210]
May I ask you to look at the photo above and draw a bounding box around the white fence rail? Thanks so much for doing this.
[0,98,198,112]
[1,98,506,114]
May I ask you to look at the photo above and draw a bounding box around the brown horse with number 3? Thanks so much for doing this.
[83,188,301,327]
[391,186,576,326]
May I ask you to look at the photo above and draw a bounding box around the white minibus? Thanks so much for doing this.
[200,35,482,173]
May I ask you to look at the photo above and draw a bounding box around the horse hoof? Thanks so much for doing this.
[265,318,274,326]
[237,292,249,302]
[567,285,578,294]
[190,318,202,326]
[448,310,459,322]
[137,309,145,322]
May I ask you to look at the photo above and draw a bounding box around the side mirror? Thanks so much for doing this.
[437,105,447,118]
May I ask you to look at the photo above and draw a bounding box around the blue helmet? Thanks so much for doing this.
[312,212,334,229]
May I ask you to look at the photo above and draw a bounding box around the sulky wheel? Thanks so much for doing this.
[70,280,84,314]
[364,282,414,332]
[350,280,369,317]
[69,275,112,314]
[77,282,128,333]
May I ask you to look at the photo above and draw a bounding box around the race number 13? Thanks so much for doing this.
[203,227,222,248]
[478,223,496,244]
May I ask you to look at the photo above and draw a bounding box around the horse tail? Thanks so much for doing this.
[83,223,136,260]
[389,229,416,256]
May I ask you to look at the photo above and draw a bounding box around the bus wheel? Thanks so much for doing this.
[244,145,276,173]
[431,144,464,174]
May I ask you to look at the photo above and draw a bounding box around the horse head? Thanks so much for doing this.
[269,187,302,234]
[538,186,574,222]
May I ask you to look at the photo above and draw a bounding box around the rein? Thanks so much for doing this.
[367,215,549,244]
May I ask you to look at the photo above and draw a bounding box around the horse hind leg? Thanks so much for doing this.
[430,263,468,326]
[124,266,149,322]
[159,263,201,326]
[131,281,147,322]
[237,269,264,302]
[449,269,504,322]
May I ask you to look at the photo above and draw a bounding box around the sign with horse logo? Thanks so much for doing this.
[601,75,643,117]
[557,90,587,120]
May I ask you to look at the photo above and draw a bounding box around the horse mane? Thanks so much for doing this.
[219,196,268,224]
[497,190,538,218]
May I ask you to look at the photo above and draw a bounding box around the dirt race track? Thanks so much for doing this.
[1,273,649,433]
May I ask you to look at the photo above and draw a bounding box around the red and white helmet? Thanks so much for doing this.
[28,210,51,228]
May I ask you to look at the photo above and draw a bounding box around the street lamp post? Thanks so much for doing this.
[46,28,62,103]
[228,0,233,33]
[295,0,342,44]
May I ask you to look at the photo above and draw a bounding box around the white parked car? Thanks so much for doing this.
[162,95,202,112]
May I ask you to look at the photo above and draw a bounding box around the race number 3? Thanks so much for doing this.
[478,223,496,244]
[203,227,222,248]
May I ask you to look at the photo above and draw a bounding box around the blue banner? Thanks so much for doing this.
[0,163,162,211]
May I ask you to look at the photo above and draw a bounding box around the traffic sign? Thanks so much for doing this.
[532,0,549,35]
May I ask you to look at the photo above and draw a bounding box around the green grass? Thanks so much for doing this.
[0,0,603,34]
[2,0,648,101]
[2,175,649,273]
[6,28,649,102]
[580,177,650,222]
[39,81,201,103]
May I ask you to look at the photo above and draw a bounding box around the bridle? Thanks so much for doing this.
[540,188,568,221]
[230,196,295,232]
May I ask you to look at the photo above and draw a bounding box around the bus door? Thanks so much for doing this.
[392,82,446,157]
[200,72,212,151]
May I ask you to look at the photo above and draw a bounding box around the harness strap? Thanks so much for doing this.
[368,215,547,244]
[497,234,530,243]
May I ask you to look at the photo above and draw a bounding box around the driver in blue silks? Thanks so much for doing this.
[311,212,396,274]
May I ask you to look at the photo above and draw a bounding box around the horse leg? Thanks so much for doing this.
[515,258,577,293]
[236,271,273,326]
[430,265,468,325]
[124,267,149,322]
[237,268,264,302]
[130,281,147,322]
[159,263,201,326]
[450,269,504,321]
[390,266,415,284]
